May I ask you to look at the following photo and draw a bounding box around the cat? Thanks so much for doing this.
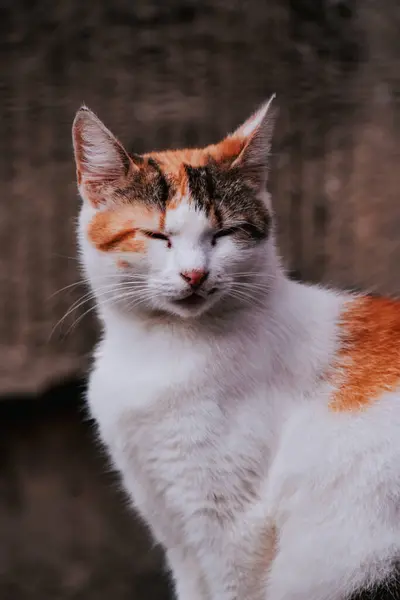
[72,97,400,600]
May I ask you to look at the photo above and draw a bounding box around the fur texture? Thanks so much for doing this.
[72,99,400,600]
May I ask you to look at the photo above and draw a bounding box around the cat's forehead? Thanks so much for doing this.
[137,138,258,224]
[142,138,246,216]
[144,137,246,177]
[164,194,212,236]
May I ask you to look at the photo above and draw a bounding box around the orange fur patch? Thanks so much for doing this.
[87,134,248,252]
[166,168,188,211]
[145,136,245,176]
[117,238,146,253]
[88,205,160,253]
[144,135,246,211]
[330,296,400,411]
[208,136,247,165]
[208,204,222,228]
[158,211,166,232]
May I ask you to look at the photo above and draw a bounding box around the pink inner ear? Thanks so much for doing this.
[233,110,266,139]
[228,98,276,187]
[231,95,276,141]
[73,108,133,185]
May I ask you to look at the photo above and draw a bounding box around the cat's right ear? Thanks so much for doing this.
[72,106,136,205]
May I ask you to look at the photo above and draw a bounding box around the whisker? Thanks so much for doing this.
[228,288,267,310]
[49,273,153,299]
[62,280,155,308]
[51,253,80,262]
[65,304,100,335]
[124,293,156,312]
[49,280,87,298]
[234,272,277,279]
[231,283,268,297]
[232,281,271,289]
[64,289,153,336]
[49,294,98,340]
[49,283,153,339]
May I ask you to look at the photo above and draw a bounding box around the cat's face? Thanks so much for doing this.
[73,98,276,318]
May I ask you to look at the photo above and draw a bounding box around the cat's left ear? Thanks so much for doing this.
[231,95,277,189]
[72,106,137,206]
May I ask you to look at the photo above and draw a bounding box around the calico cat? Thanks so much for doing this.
[72,98,400,600]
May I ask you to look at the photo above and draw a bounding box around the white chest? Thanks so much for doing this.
[88,342,279,545]
[114,397,272,545]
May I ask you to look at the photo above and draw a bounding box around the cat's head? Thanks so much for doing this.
[72,98,277,319]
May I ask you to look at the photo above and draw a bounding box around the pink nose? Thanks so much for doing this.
[180,269,209,289]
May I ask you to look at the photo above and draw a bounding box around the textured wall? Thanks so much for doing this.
[1,0,400,394]
[0,381,172,599]
[1,4,400,598]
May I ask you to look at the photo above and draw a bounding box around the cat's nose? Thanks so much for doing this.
[180,269,209,289]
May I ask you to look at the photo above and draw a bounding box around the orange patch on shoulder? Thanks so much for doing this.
[330,296,400,412]
[88,205,159,253]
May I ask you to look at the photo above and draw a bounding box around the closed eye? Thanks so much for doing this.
[142,230,172,248]
[213,226,239,240]
[212,224,260,245]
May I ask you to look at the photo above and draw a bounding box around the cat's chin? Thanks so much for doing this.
[165,298,214,319]
[156,291,222,319]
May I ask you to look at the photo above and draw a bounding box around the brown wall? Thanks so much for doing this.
[0,381,172,599]
[1,0,399,394]
[1,2,400,598]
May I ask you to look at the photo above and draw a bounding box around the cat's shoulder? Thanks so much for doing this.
[329,294,400,413]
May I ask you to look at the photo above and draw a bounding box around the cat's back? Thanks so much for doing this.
[328,294,400,412]
[268,294,400,531]
[309,294,400,455]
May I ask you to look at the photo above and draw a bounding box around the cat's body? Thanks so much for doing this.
[73,100,400,600]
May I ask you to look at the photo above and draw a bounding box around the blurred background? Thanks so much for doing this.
[1,0,399,598]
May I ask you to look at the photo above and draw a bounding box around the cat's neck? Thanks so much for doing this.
[99,272,346,379]
[95,274,346,405]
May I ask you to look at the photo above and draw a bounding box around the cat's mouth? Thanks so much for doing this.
[169,288,218,312]
[172,293,208,308]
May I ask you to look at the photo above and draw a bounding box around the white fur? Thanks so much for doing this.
[75,115,400,600]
